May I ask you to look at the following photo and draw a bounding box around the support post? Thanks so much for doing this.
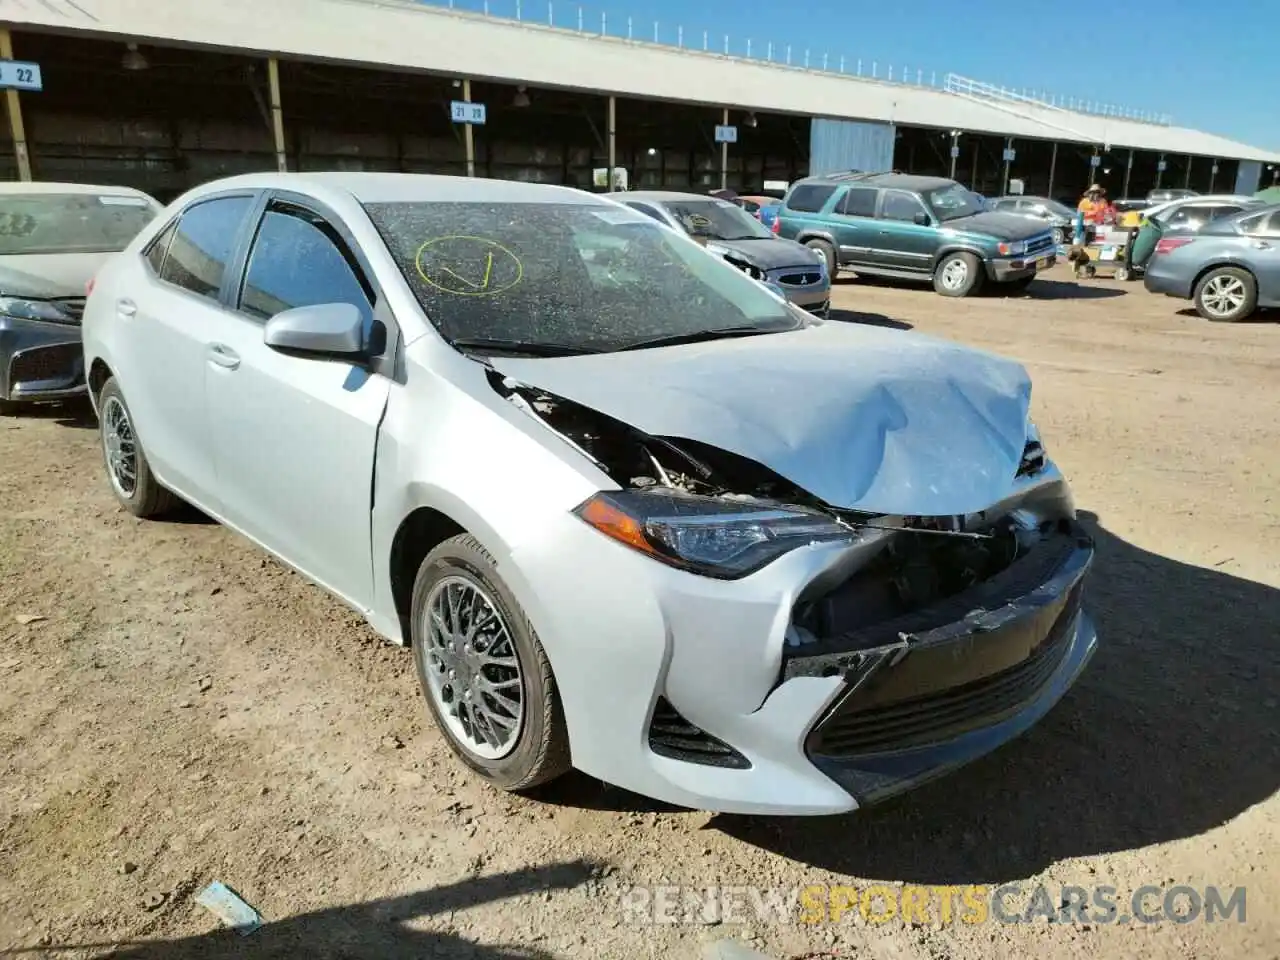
[1002,136,1013,195]
[1208,159,1217,193]
[948,132,959,180]
[1183,154,1193,189]
[1122,148,1133,197]
[1047,141,1058,198]
[267,57,288,173]
[0,29,32,181]
[462,79,476,177]
[1155,153,1164,189]
[720,107,729,191]
[607,95,617,191]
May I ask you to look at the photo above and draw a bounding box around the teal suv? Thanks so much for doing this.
[775,173,1057,297]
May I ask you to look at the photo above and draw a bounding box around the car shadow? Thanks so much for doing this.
[705,510,1280,883]
[1176,307,1280,323]
[994,279,1127,301]
[827,309,913,331]
[156,502,219,526]
[1,861,600,959]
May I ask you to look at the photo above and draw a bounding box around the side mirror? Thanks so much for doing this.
[264,302,365,359]
[913,212,930,226]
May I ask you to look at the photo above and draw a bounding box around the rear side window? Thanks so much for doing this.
[1262,212,1280,238]
[144,221,177,275]
[159,196,254,302]
[839,188,878,218]
[784,184,837,213]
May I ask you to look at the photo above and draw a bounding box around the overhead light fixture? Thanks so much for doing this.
[512,85,531,108]
[647,147,658,156]
[745,112,758,128]
[121,42,149,71]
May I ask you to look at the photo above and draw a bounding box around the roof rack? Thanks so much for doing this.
[819,170,901,182]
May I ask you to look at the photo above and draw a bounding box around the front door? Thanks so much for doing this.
[872,190,938,274]
[204,198,391,609]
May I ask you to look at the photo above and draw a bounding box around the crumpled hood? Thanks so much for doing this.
[491,322,1034,516]
[706,237,822,272]
[0,252,115,299]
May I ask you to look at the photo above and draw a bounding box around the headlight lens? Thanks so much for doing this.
[575,490,856,578]
[0,296,74,323]
[997,240,1028,257]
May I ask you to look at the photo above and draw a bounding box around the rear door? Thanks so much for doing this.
[113,193,258,511]
[203,195,393,608]
[871,190,936,274]
[1244,211,1280,302]
[828,187,879,268]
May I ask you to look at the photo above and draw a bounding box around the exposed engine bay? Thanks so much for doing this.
[492,372,1056,645]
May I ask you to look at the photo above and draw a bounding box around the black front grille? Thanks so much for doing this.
[807,583,1082,758]
[52,297,86,322]
[648,697,750,769]
[1026,234,1055,256]
[10,343,83,387]
[776,272,823,286]
[1018,440,1046,476]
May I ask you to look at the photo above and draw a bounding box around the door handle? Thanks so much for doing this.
[1253,241,1272,250]
[116,298,136,318]
[207,343,241,370]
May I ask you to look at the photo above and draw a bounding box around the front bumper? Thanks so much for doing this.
[506,469,1095,815]
[0,316,86,402]
[768,267,831,313]
[989,253,1056,282]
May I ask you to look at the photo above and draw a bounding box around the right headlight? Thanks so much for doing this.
[574,489,857,579]
[0,296,75,324]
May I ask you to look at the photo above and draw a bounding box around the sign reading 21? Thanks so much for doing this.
[450,100,487,125]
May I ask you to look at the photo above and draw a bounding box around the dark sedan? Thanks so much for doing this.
[1,182,161,413]
[1143,204,1280,322]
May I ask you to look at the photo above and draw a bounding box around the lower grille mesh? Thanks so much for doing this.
[648,697,750,769]
[10,344,82,387]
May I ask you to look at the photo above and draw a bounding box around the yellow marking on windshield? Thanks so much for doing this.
[415,236,523,297]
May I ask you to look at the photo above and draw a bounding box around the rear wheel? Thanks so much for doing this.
[805,238,838,279]
[410,534,571,792]
[97,377,177,518]
[1194,267,1256,323]
[934,252,982,297]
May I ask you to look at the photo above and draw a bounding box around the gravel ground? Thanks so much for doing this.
[1,264,1277,959]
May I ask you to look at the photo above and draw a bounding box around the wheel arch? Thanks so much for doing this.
[388,505,468,644]
[87,358,114,415]
[1192,259,1257,297]
[932,244,989,270]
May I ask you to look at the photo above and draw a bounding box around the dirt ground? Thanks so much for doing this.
[2,263,1278,959]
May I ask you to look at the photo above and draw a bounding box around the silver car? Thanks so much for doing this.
[615,190,831,316]
[83,173,1096,816]
[988,196,1076,246]
[0,182,160,413]
[1144,204,1280,322]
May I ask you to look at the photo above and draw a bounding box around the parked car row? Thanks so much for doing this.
[3,170,1099,816]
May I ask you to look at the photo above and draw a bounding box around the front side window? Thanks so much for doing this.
[363,201,799,354]
[238,203,374,324]
[159,196,254,302]
[881,191,928,222]
[144,221,177,275]
[0,191,158,256]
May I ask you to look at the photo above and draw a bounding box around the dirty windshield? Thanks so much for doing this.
[661,199,773,241]
[925,183,986,222]
[0,193,158,256]
[363,201,798,354]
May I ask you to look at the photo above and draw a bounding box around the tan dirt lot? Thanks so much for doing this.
[1,264,1278,960]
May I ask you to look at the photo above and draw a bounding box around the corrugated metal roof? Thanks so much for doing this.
[4,0,1277,163]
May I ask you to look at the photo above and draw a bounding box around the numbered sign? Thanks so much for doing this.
[0,60,42,92]
[1090,155,1101,167]
[1157,160,1168,172]
[714,125,738,144]
[949,145,960,159]
[450,100,487,125]
[1002,147,1016,162]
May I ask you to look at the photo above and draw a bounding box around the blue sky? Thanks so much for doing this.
[431,0,1278,150]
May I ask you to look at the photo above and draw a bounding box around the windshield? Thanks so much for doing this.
[659,199,774,240]
[925,183,986,222]
[363,200,798,354]
[0,192,158,255]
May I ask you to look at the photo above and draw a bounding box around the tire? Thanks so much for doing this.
[410,533,571,792]
[97,377,177,518]
[933,252,983,297]
[1051,227,1065,246]
[1193,267,1257,323]
[0,399,20,417]
[805,238,838,280]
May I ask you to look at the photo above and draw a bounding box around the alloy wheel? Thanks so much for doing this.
[1200,275,1247,319]
[941,258,969,290]
[101,396,138,499]
[420,575,525,759]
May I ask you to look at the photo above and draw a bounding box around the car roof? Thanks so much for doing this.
[0,181,158,200]
[797,172,955,192]
[179,172,606,206]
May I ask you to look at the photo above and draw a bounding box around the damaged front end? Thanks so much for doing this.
[492,369,1095,806]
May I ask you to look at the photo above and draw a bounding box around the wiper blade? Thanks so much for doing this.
[615,325,787,352]
[448,337,600,357]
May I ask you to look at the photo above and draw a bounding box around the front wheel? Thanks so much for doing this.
[1194,267,1257,323]
[1051,227,1065,246]
[934,252,983,297]
[410,534,571,792]
[804,238,838,280]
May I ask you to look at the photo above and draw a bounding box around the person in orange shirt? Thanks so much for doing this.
[1078,184,1113,225]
